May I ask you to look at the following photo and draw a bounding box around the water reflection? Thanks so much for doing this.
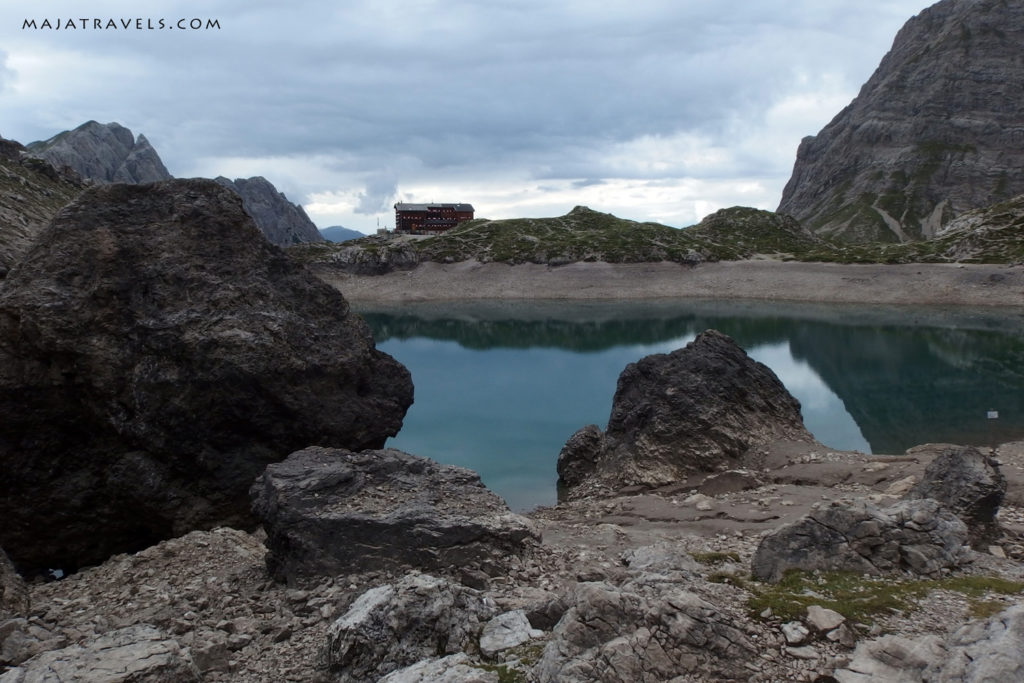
[359,300,1024,510]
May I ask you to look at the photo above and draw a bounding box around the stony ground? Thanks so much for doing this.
[7,441,1024,681]
[318,259,1024,308]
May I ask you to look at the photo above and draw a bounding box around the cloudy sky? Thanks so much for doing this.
[1,1,930,233]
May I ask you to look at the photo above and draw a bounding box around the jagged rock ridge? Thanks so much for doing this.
[0,178,412,573]
[0,137,85,276]
[778,0,1024,243]
[26,120,171,185]
[214,176,324,245]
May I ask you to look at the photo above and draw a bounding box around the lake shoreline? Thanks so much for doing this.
[315,259,1024,307]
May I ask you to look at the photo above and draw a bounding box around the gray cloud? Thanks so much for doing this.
[355,173,398,215]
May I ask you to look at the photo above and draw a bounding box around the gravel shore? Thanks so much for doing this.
[317,259,1024,307]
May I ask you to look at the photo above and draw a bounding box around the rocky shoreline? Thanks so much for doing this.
[316,259,1024,308]
[5,317,1024,681]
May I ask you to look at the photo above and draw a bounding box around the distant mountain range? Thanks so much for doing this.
[24,121,323,246]
[320,226,366,243]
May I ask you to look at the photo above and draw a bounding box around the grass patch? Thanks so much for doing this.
[691,551,741,566]
[746,570,1024,625]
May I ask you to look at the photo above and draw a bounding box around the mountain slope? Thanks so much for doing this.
[778,0,1024,243]
[214,176,324,245]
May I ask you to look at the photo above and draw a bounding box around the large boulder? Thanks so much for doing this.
[557,330,811,498]
[751,499,969,583]
[0,179,413,573]
[835,603,1024,682]
[905,445,1005,548]
[322,573,496,683]
[0,625,200,683]
[533,581,754,682]
[251,447,539,583]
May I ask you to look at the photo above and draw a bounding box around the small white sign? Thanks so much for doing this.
[987,410,999,419]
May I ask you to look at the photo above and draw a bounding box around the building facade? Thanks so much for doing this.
[393,203,474,234]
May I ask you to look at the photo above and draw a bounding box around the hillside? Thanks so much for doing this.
[293,205,827,270]
[778,0,1024,243]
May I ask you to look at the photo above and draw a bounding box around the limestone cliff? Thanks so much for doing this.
[215,176,324,245]
[26,120,172,185]
[778,0,1024,243]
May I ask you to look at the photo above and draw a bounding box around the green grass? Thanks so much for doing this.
[289,197,1024,268]
[746,570,1024,625]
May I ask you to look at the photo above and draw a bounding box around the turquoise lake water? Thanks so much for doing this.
[359,299,1024,511]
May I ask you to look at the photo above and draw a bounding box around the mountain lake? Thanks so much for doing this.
[357,299,1024,511]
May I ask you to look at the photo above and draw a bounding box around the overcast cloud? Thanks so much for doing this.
[0,1,929,232]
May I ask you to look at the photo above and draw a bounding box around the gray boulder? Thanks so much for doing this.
[534,581,754,682]
[251,447,539,583]
[0,625,200,683]
[214,176,324,246]
[378,654,499,683]
[835,602,1024,682]
[905,445,1005,548]
[0,179,413,573]
[751,499,968,583]
[557,330,811,498]
[26,121,171,185]
[323,573,496,683]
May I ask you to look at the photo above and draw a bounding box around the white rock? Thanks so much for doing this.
[479,610,534,658]
[806,605,846,633]
[782,621,810,645]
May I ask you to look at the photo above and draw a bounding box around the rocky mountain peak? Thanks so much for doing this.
[26,120,172,185]
[214,175,324,245]
[777,0,1024,243]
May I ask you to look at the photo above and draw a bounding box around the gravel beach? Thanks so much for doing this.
[317,259,1024,307]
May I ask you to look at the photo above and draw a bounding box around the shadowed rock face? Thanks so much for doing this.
[778,0,1024,243]
[252,447,539,583]
[26,120,172,185]
[0,179,413,573]
[557,330,812,498]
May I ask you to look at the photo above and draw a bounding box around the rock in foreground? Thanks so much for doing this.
[323,573,496,683]
[252,447,539,583]
[905,444,1005,548]
[0,179,412,573]
[751,499,968,582]
[557,330,811,498]
[0,625,200,683]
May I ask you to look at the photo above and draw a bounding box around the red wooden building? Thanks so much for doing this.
[393,202,474,234]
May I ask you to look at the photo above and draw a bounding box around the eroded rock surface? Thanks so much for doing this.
[534,580,754,682]
[751,499,969,582]
[557,330,812,498]
[0,179,412,572]
[0,625,200,683]
[905,445,1005,547]
[0,549,27,621]
[323,574,496,683]
[252,447,539,583]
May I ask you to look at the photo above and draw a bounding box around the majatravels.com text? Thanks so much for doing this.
[23,18,221,31]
